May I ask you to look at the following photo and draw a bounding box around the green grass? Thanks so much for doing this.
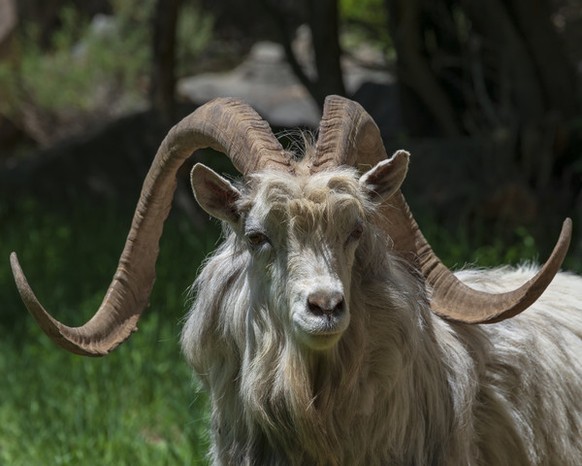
[0,200,577,465]
[0,202,219,465]
[0,317,210,465]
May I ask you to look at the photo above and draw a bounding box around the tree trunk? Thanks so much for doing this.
[385,0,462,137]
[261,0,345,110]
[150,0,182,125]
[306,0,346,107]
[460,0,546,125]
[506,0,578,119]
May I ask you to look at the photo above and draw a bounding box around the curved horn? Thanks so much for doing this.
[423,218,572,323]
[10,97,289,356]
[312,95,384,172]
[314,95,572,324]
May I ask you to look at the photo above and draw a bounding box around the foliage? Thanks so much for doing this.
[176,2,215,78]
[0,1,213,145]
[339,0,392,53]
[422,220,537,269]
[0,6,148,144]
[418,213,581,274]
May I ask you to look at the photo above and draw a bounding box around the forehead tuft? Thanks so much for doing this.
[243,168,368,225]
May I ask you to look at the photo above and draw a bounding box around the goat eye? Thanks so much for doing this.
[347,222,364,244]
[246,231,270,248]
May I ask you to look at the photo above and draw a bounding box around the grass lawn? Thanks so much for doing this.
[0,202,217,465]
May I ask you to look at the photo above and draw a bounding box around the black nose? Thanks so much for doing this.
[307,290,345,316]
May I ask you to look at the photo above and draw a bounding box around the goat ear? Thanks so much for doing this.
[360,150,410,202]
[191,163,241,223]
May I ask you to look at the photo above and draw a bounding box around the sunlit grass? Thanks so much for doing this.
[0,202,218,465]
[0,316,210,465]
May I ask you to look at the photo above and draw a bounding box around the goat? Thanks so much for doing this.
[10,96,582,465]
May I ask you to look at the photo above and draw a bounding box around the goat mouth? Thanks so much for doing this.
[292,311,350,349]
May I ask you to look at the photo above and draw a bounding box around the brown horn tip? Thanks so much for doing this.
[10,252,138,356]
[428,218,573,324]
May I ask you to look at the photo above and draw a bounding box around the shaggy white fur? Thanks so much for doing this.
[181,163,582,465]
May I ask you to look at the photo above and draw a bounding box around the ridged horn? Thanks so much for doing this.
[10,97,289,356]
[313,95,572,324]
[313,95,384,172]
[422,218,572,323]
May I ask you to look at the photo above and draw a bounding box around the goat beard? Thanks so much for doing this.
[239,304,366,463]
